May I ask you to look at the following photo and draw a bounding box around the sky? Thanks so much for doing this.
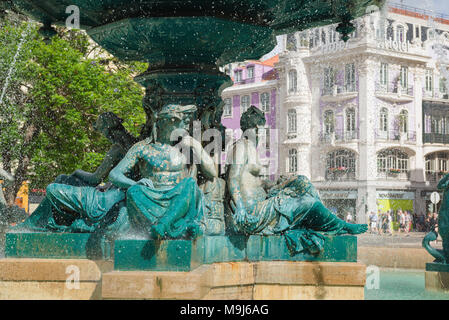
[395,0,449,16]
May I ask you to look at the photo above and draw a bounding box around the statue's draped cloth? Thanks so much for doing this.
[127,177,205,238]
[232,176,348,255]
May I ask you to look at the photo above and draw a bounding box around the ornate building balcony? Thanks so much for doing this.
[375,82,414,103]
[321,85,358,103]
[320,130,359,144]
[423,133,449,144]
[376,130,416,143]
[423,90,449,101]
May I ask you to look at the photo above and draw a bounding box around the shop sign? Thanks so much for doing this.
[319,190,357,199]
[376,191,414,200]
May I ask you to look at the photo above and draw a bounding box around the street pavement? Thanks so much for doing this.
[357,231,442,248]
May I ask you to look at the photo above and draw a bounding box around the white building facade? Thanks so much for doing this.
[221,3,449,222]
[275,4,449,222]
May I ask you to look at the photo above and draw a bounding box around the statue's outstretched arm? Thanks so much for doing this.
[73,144,125,186]
[109,142,143,189]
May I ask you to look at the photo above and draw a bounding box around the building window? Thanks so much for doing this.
[241,95,250,113]
[377,149,409,174]
[288,149,298,173]
[324,110,334,134]
[346,107,356,133]
[247,66,254,79]
[324,67,335,94]
[326,149,356,180]
[288,70,297,93]
[288,109,297,133]
[329,27,337,43]
[223,98,232,117]
[286,33,297,51]
[379,107,388,133]
[440,77,447,94]
[426,152,449,178]
[396,25,405,43]
[321,29,327,44]
[400,66,408,88]
[264,126,270,150]
[260,92,270,113]
[234,70,242,82]
[345,63,356,92]
[380,63,388,86]
[399,109,408,133]
[426,69,434,92]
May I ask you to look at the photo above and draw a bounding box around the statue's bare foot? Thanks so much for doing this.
[344,223,368,234]
[151,223,167,239]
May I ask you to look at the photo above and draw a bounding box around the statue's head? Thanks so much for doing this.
[94,112,126,143]
[240,106,266,132]
[155,104,197,143]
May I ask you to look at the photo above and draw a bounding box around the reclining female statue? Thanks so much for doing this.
[226,106,367,254]
[109,104,217,239]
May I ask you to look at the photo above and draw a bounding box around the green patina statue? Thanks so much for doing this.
[109,104,217,239]
[423,174,449,264]
[226,107,368,254]
[15,112,138,234]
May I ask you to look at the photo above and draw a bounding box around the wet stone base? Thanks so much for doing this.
[113,235,357,271]
[102,261,366,300]
[5,232,113,260]
[425,263,449,292]
[0,258,113,300]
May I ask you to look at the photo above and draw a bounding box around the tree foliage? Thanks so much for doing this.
[0,12,147,205]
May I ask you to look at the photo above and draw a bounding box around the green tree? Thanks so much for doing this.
[0,13,147,206]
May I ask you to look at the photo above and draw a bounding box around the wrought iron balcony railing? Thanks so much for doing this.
[423,133,449,144]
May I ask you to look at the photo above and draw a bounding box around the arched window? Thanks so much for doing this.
[288,109,297,133]
[399,109,408,133]
[379,107,388,133]
[324,110,334,134]
[346,108,356,134]
[241,95,250,113]
[288,149,298,173]
[288,70,297,93]
[377,149,409,174]
[396,25,405,43]
[260,92,270,113]
[326,149,356,180]
[425,152,449,181]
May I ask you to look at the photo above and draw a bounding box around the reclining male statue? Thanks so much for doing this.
[226,106,368,255]
[13,112,138,233]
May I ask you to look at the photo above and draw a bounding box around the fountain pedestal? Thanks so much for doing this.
[425,263,449,292]
[102,261,367,300]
